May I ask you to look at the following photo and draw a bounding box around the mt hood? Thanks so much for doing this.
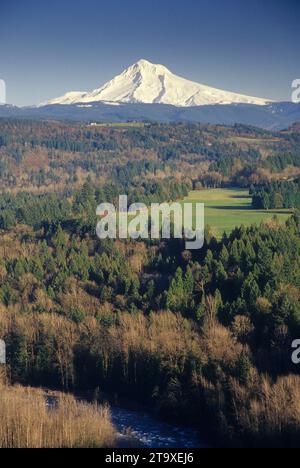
[42,59,271,107]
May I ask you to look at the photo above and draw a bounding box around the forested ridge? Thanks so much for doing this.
[1,120,300,447]
[1,120,300,193]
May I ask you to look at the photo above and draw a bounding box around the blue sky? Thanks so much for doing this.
[0,0,299,106]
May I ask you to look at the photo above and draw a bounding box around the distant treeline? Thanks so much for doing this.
[265,152,300,172]
[1,119,300,192]
[251,179,300,209]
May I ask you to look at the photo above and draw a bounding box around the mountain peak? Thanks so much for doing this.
[136,59,156,67]
[41,60,272,107]
[134,59,170,71]
[122,59,172,81]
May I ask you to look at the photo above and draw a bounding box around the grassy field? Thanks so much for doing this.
[182,188,292,237]
[89,122,147,128]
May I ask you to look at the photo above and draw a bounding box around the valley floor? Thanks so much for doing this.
[183,188,291,237]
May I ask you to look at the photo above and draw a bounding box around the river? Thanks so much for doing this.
[110,405,208,448]
[46,391,208,448]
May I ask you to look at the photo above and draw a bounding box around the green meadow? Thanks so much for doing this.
[89,122,147,128]
[182,188,291,237]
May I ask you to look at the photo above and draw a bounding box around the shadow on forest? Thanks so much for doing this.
[209,205,253,211]
[208,205,291,215]
[230,195,251,199]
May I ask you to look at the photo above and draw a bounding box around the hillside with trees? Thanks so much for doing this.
[251,179,300,209]
[1,120,300,447]
[0,183,300,446]
[1,120,300,194]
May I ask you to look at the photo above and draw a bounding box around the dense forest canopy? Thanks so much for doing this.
[251,179,300,209]
[1,120,300,194]
[0,194,300,446]
[1,119,300,447]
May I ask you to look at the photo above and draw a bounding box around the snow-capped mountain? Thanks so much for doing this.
[41,59,271,107]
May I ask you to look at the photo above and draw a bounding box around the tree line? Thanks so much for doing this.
[251,179,300,209]
[1,119,300,192]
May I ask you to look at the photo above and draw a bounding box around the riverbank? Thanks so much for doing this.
[0,384,116,448]
[52,388,208,448]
